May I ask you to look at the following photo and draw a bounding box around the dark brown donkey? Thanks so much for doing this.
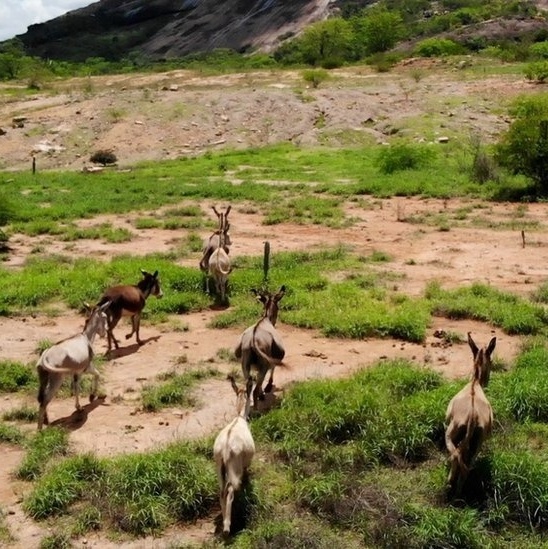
[97,269,163,353]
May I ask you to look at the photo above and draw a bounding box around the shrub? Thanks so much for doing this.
[414,38,463,57]
[529,41,548,59]
[376,143,434,174]
[524,61,548,83]
[302,68,329,89]
[89,149,117,166]
[495,95,548,195]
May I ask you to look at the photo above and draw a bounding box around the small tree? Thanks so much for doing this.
[496,96,548,195]
[90,149,117,166]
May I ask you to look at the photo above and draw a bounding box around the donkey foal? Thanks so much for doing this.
[445,332,496,495]
[213,375,255,536]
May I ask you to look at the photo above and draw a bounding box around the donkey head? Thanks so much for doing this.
[252,285,286,326]
[139,269,163,299]
[468,332,496,387]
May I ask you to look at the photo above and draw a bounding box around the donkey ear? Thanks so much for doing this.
[227,375,239,395]
[140,268,148,276]
[99,300,111,312]
[83,302,92,313]
[487,337,496,356]
[275,285,286,301]
[153,270,158,278]
[225,205,232,216]
[467,332,479,358]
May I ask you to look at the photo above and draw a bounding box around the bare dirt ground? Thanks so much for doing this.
[0,61,546,547]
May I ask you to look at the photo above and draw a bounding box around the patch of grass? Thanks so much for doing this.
[141,367,219,412]
[426,281,548,335]
[0,507,14,545]
[25,441,216,536]
[39,532,71,549]
[17,427,70,481]
[0,361,36,393]
[0,422,25,444]
[3,404,38,423]
[24,453,106,519]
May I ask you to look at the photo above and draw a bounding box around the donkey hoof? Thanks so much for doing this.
[264,383,273,393]
[89,394,96,403]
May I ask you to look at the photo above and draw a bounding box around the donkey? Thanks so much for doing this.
[235,286,286,408]
[445,332,496,495]
[199,205,232,274]
[37,301,110,430]
[208,221,232,304]
[96,269,163,353]
[213,375,255,536]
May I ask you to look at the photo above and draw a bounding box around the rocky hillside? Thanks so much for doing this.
[17,0,370,62]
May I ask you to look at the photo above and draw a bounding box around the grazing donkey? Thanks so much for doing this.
[96,269,163,353]
[199,205,232,274]
[445,332,496,495]
[37,301,110,430]
[235,286,286,408]
[213,375,255,536]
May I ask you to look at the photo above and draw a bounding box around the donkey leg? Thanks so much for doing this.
[72,374,82,410]
[264,366,276,394]
[37,373,64,430]
[126,313,142,344]
[88,364,100,402]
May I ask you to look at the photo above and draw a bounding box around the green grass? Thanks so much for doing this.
[0,143,528,240]
[0,422,26,444]
[426,281,548,336]
[3,404,39,423]
[17,427,70,481]
[0,361,36,393]
[24,441,216,536]
[141,367,220,412]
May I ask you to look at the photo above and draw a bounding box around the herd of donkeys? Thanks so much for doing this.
[31,204,496,535]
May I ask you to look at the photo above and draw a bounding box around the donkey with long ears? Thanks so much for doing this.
[208,218,232,304]
[213,375,255,536]
[199,205,232,274]
[37,301,110,430]
[445,332,496,495]
[96,269,163,353]
[235,286,286,408]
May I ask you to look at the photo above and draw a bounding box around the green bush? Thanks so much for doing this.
[376,144,434,174]
[302,68,329,88]
[496,95,548,196]
[529,41,548,59]
[524,61,548,83]
[414,38,463,57]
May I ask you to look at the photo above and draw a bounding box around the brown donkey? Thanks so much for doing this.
[96,269,163,353]
[235,286,286,408]
[445,332,496,495]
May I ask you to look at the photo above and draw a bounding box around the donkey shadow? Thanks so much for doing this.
[50,396,106,431]
[105,335,160,360]
[213,471,257,539]
[251,386,284,416]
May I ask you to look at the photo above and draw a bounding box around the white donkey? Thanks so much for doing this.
[36,301,110,430]
[208,221,232,304]
[445,332,496,495]
[213,375,255,536]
